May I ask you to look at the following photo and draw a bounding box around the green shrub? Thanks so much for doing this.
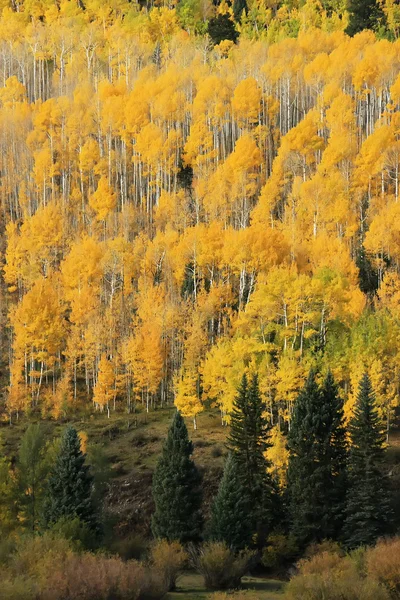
[0,537,16,565]
[49,516,97,550]
[190,541,255,590]
[110,533,149,560]
[149,539,187,591]
[262,533,298,570]
[1,577,36,600]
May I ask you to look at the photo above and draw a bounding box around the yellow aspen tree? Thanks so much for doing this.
[174,367,203,430]
[93,354,116,417]
[89,175,117,222]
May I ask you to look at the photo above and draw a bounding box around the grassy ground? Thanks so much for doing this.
[166,573,286,600]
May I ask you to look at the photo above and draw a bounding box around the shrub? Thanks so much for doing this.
[1,576,36,600]
[5,534,166,600]
[365,537,400,597]
[211,445,223,458]
[111,533,149,560]
[297,550,346,576]
[149,539,187,591]
[285,550,390,600]
[0,537,16,565]
[349,546,367,576]
[262,533,298,570]
[49,516,97,550]
[286,572,389,600]
[42,553,167,600]
[190,542,255,590]
[10,532,72,586]
[303,540,343,560]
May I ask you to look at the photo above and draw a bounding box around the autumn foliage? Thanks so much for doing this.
[0,1,399,433]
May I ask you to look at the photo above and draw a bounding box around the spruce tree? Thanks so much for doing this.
[346,0,385,36]
[227,373,278,546]
[207,14,239,45]
[320,371,348,540]
[42,426,98,532]
[208,453,252,550]
[344,373,393,548]
[152,411,202,542]
[233,0,247,22]
[287,370,347,546]
[17,424,49,531]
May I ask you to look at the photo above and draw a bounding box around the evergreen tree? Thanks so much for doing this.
[0,452,17,536]
[227,373,278,546]
[207,14,239,45]
[356,244,378,296]
[17,424,49,531]
[287,371,322,545]
[208,453,252,550]
[42,426,98,533]
[344,373,393,548]
[233,0,247,22]
[152,411,202,542]
[346,0,385,36]
[320,371,348,539]
[287,370,347,545]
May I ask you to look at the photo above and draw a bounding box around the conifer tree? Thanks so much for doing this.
[208,453,252,550]
[152,411,202,542]
[227,374,278,546]
[207,14,239,45]
[320,371,348,540]
[17,424,49,531]
[287,370,347,545]
[344,373,393,548]
[346,0,385,36]
[0,452,16,536]
[233,0,247,22]
[42,426,98,533]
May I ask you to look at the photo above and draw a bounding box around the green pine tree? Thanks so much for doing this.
[346,0,385,36]
[233,0,247,22]
[207,14,239,45]
[152,411,203,542]
[344,373,393,548]
[287,370,347,546]
[17,424,49,531]
[320,371,348,540]
[208,453,252,550]
[227,373,278,547]
[42,426,98,533]
[0,449,17,536]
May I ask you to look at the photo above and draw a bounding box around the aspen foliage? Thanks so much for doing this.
[0,0,399,429]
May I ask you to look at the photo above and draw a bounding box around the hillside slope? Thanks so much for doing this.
[2,408,400,542]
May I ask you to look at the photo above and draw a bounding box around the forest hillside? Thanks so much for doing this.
[1,0,400,435]
[1,2,400,599]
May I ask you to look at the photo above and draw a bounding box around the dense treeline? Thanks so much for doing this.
[1,0,400,450]
[153,371,392,551]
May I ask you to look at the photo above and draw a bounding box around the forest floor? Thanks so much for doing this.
[165,573,286,599]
